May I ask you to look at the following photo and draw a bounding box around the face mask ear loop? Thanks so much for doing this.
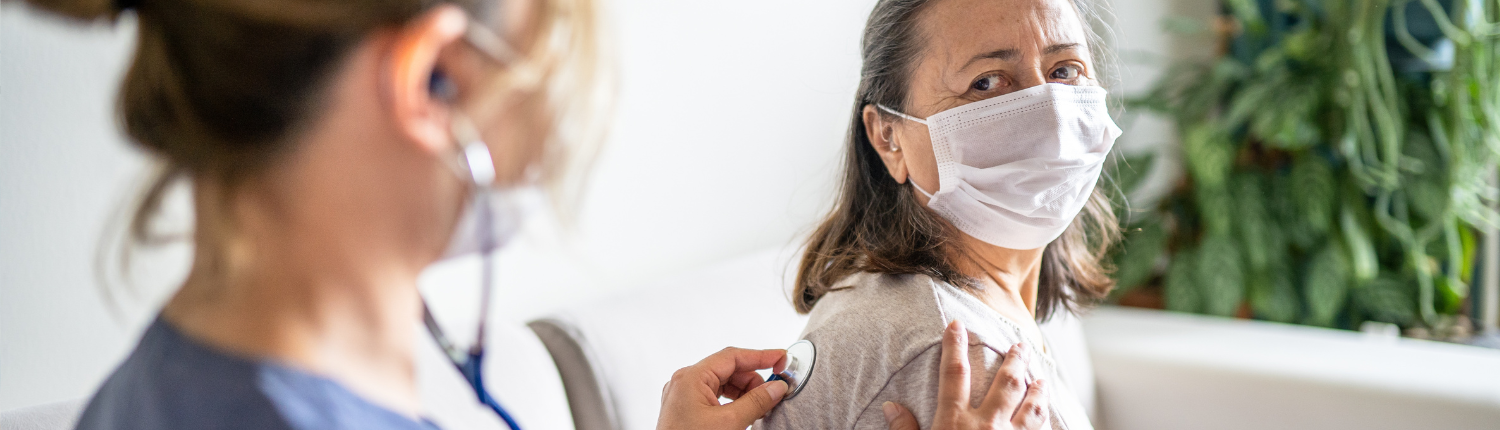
[874,104,936,197]
[911,181,937,199]
[876,104,929,126]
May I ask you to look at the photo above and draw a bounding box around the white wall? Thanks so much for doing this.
[0,0,1205,411]
[0,5,151,411]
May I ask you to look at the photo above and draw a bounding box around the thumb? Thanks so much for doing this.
[722,379,788,424]
[883,402,919,430]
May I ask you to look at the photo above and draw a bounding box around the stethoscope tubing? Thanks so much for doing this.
[422,190,523,430]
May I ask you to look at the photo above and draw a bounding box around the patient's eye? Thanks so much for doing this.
[1049,64,1083,82]
[971,74,1004,92]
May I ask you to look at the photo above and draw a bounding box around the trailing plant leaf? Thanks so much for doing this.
[1164,249,1201,313]
[1436,275,1465,315]
[1195,183,1236,238]
[1234,173,1275,271]
[1303,241,1352,327]
[1254,81,1322,149]
[1270,172,1322,250]
[1355,275,1417,326]
[1197,233,1247,316]
[1341,208,1379,283]
[1248,264,1300,323]
[1183,124,1235,189]
[1402,131,1450,222]
[1289,155,1338,234]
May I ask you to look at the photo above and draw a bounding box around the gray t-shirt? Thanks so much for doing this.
[757,272,1093,430]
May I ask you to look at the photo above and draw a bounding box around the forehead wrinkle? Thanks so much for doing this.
[908,0,1093,112]
[1045,43,1081,55]
[948,0,1084,69]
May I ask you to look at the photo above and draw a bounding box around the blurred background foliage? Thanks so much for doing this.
[1109,0,1500,336]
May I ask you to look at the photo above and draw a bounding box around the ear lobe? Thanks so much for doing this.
[862,105,908,184]
[385,5,470,156]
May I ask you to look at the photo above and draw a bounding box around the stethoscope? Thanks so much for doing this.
[422,113,818,430]
[420,182,816,430]
[423,300,522,430]
[766,339,818,400]
[421,135,525,430]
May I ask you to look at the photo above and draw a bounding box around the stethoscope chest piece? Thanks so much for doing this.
[766,340,816,400]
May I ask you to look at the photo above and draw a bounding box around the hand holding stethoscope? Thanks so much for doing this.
[655,321,1050,430]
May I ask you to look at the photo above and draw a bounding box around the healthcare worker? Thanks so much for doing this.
[20,0,1048,428]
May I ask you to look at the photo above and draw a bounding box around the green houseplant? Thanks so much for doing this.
[1111,0,1500,334]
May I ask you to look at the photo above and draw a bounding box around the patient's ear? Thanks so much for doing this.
[863,104,908,184]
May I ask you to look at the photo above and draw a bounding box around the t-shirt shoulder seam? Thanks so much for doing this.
[851,340,944,429]
[847,339,1021,429]
[927,276,951,327]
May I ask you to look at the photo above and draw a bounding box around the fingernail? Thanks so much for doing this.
[1035,379,1047,391]
[766,380,789,400]
[947,320,961,333]
[882,401,899,423]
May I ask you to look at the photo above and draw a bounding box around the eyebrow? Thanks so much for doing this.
[961,43,1083,70]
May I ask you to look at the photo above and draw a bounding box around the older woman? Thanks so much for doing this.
[762,0,1120,429]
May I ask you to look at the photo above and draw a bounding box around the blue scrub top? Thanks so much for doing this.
[74,316,441,430]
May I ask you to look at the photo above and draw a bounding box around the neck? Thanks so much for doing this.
[952,234,1045,325]
[157,36,465,417]
[163,221,426,418]
[161,128,448,418]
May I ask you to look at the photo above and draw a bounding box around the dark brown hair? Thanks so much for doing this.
[794,0,1120,322]
[20,0,600,302]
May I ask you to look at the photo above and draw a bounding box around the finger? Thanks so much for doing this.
[882,401,920,430]
[979,342,1032,417]
[1010,378,1050,430]
[936,320,972,409]
[721,379,789,426]
[722,370,766,400]
[695,347,788,386]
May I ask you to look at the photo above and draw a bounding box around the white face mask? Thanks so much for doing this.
[879,83,1120,250]
[438,115,545,261]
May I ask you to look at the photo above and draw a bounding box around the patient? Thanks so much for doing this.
[759,0,1120,429]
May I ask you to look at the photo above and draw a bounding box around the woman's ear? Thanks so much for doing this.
[862,104,908,184]
[383,5,470,155]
